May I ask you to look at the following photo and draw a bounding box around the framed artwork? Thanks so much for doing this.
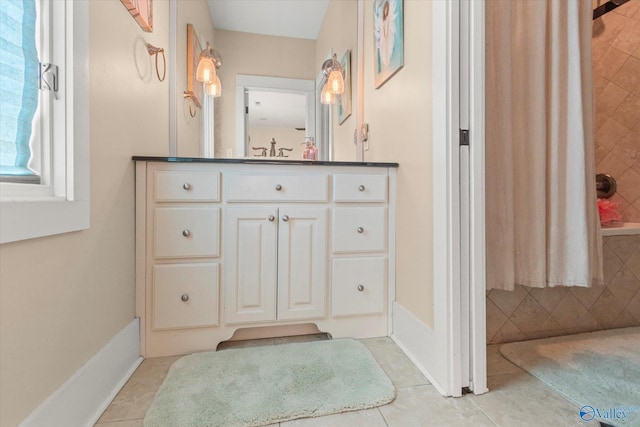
[120,0,153,33]
[338,50,352,125]
[186,24,203,108]
[373,0,404,88]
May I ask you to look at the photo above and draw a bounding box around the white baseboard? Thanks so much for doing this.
[20,319,142,427]
[391,302,451,396]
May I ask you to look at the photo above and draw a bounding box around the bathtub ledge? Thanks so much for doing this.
[601,222,640,236]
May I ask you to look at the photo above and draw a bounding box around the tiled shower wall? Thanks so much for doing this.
[593,0,640,222]
[487,235,640,344]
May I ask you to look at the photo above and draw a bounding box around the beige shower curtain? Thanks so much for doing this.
[486,0,603,291]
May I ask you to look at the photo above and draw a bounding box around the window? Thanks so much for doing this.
[0,0,89,244]
[0,0,40,184]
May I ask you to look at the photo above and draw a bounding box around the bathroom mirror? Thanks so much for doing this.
[169,0,358,161]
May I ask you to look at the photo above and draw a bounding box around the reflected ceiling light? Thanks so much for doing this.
[196,41,222,84]
[204,74,222,98]
[320,82,336,105]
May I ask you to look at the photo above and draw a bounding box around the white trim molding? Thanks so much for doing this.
[0,0,90,244]
[391,302,450,395]
[19,319,142,427]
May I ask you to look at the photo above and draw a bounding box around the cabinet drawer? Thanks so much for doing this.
[225,174,328,202]
[154,171,220,202]
[154,207,220,258]
[332,207,386,253]
[332,257,386,317]
[333,174,387,202]
[153,263,219,330]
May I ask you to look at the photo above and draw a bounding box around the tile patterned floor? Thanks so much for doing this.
[95,336,585,427]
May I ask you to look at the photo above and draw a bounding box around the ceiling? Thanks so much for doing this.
[207,0,330,40]
[247,90,307,129]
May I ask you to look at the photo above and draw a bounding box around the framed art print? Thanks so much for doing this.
[338,50,352,125]
[120,0,153,32]
[373,0,404,88]
[186,24,203,108]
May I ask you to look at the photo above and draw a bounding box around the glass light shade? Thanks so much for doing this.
[320,82,336,104]
[205,75,222,97]
[327,69,344,94]
[196,57,216,83]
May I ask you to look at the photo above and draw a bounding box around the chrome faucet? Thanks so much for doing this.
[252,147,267,157]
[269,138,277,157]
[277,147,294,157]
[254,138,293,157]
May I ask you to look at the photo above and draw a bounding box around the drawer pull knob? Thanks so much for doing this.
[282,215,290,222]
[182,229,191,237]
[275,184,282,191]
[357,227,364,234]
[183,183,191,190]
[268,215,275,222]
[357,285,365,292]
[181,294,189,302]
[358,185,366,191]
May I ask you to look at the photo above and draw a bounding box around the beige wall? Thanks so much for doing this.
[316,0,359,161]
[363,0,433,326]
[214,30,316,158]
[0,0,172,425]
[176,1,217,157]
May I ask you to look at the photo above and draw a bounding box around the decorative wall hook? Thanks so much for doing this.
[146,43,166,82]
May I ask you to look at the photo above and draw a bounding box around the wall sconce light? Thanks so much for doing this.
[320,53,344,105]
[204,75,222,97]
[196,41,222,98]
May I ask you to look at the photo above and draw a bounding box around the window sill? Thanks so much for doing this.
[0,198,89,244]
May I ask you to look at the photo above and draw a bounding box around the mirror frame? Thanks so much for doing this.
[168,0,365,160]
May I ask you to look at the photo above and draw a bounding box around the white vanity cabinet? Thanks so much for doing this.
[224,206,327,324]
[135,159,397,357]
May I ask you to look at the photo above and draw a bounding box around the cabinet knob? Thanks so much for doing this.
[357,227,364,234]
[182,229,191,237]
[358,184,366,191]
[275,184,282,191]
[267,215,275,222]
[181,294,189,302]
[357,285,365,292]
[183,183,191,190]
[282,215,290,222]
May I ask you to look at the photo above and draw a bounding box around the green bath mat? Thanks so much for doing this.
[143,339,395,426]
[500,327,640,427]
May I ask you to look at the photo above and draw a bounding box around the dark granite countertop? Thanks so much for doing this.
[132,156,399,168]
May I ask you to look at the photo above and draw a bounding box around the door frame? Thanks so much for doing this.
[467,0,487,395]
[391,0,486,397]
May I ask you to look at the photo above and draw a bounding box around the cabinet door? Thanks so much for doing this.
[224,207,278,324]
[277,207,327,320]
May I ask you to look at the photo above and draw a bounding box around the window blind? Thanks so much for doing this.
[0,0,38,177]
